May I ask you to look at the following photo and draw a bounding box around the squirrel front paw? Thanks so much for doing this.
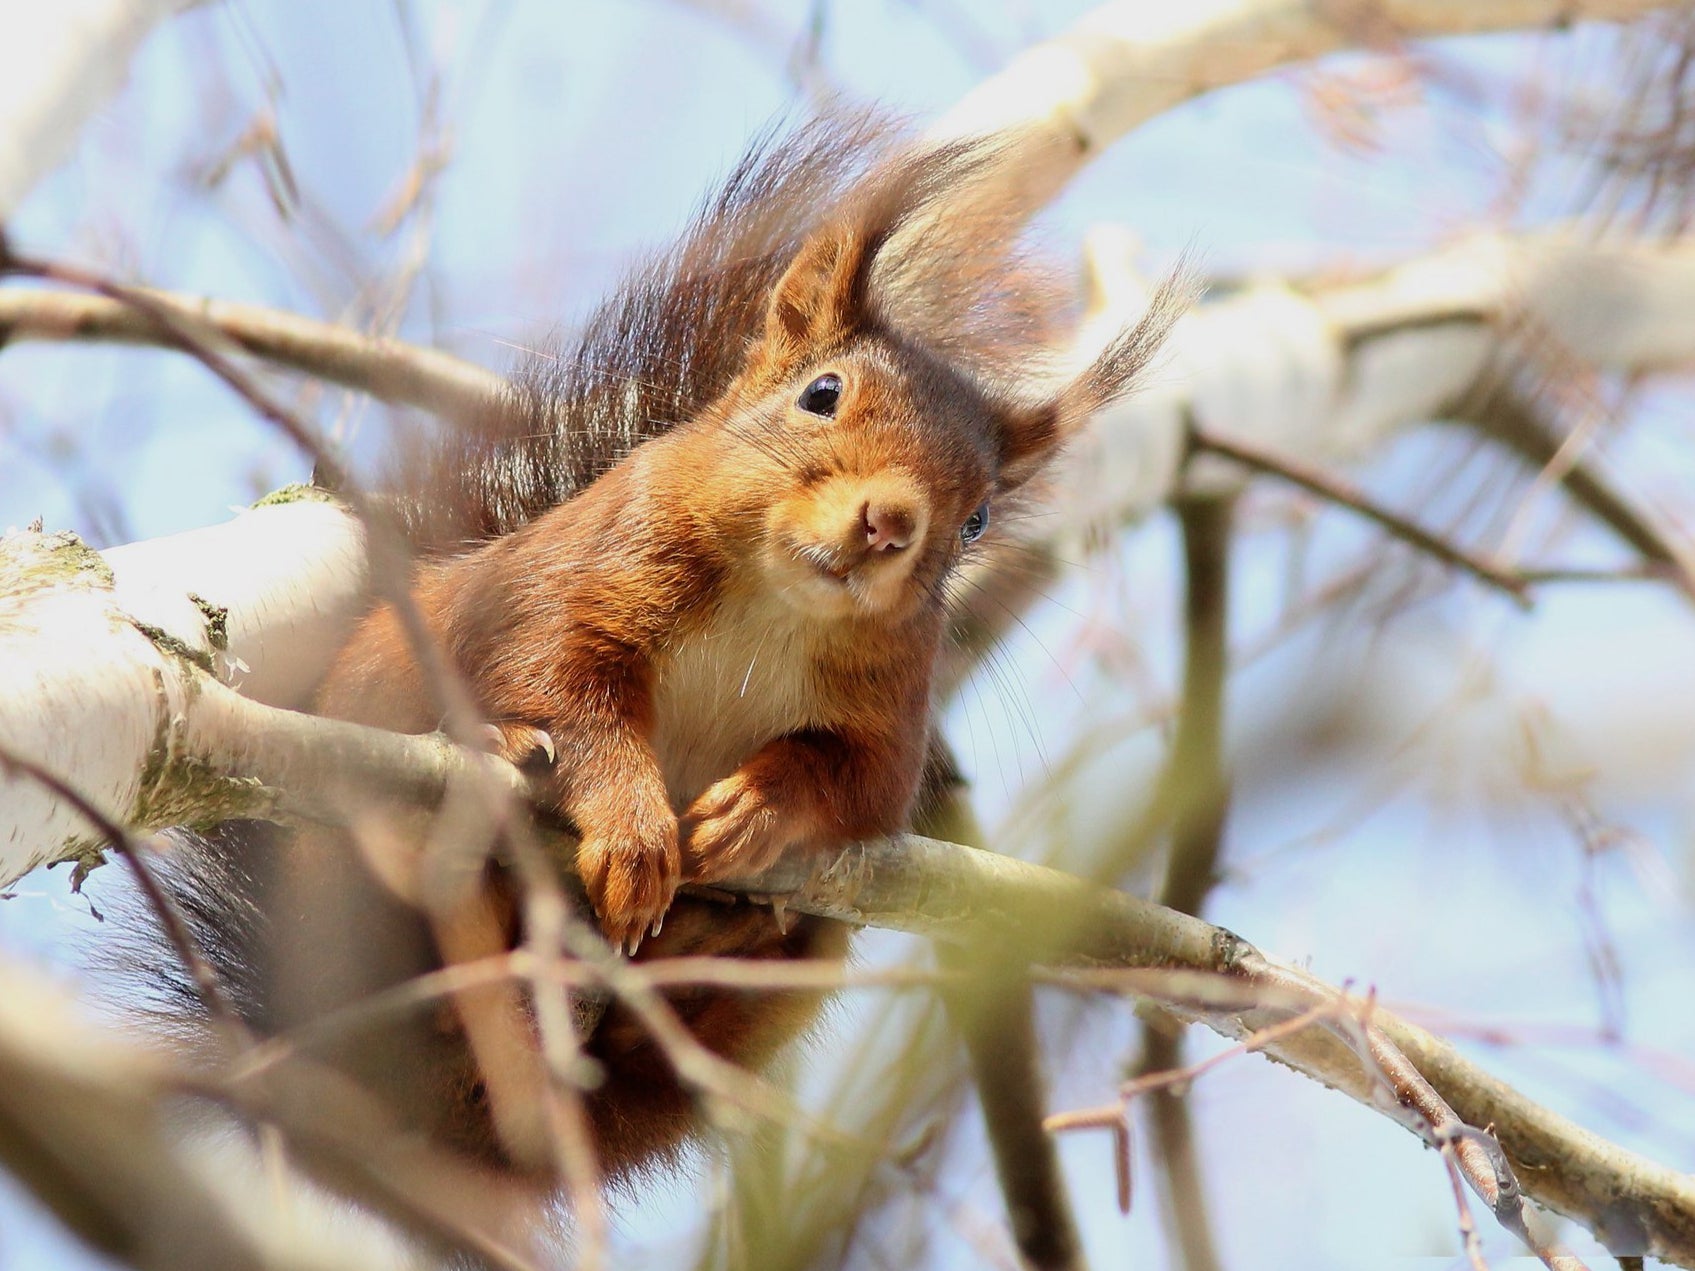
[681,770,801,883]
[575,811,681,954]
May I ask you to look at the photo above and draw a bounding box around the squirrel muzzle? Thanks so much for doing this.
[766,466,932,616]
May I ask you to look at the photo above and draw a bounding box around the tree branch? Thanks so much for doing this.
[1187,424,1534,603]
[927,761,1087,1271]
[0,286,506,426]
[0,0,196,216]
[1134,494,1233,1271]
[932,0,1681,204]
[0,965,368,1271]
[6,651,1684,1261]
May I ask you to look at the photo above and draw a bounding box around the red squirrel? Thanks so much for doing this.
[159,119,1172,1191]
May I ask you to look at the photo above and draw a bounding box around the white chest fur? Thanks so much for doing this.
[649,590,822,808]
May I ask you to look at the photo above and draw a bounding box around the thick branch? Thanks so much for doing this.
[933,0,1679,204]
[0,1,192,215]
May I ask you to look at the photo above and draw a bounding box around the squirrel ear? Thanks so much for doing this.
[996,401,1066,492]
[761,228,868,367]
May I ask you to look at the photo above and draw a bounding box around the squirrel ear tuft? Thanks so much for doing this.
[997,272,1190,488]
[995,402,1064,492]
[760,228,868,369]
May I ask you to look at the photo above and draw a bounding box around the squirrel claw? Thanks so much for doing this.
[479,722,557,770]
[681,770,794,883]
[575,813,681,961]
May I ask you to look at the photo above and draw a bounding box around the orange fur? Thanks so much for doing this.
[237,120,1176,1193]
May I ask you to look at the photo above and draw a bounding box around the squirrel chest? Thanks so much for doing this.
[649,590,824,810]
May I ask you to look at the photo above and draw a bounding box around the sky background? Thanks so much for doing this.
[2,2,1694,1269]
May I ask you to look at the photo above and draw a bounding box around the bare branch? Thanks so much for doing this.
[1187,425,1534,603]
[0,286,507,425]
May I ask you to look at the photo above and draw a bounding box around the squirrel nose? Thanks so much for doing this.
[862,500,915,552]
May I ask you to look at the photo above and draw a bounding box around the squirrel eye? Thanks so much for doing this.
[959,500,990,545]
[798,373,843,417]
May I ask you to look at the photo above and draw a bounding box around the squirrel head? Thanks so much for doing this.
[690,165,1175,623]
[390,119,1180,570]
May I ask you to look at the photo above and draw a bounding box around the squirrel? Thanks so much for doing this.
[145,117,1173,1198]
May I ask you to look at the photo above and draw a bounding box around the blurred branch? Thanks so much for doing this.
[1187,424,1533,603]
[0,963,373,1271]
[943,962,1082,1271]
[0,286,506,425]
[929,760,1086,1271]
[1447,379,1695,591]
[656,0,840,102]
[1155,497,1233,921]
[1133,494,1233,1271]
[4,643,1690,1261]
[1561,9,1695,235]
[0,0,199,215]
[930,0,1682,205]
[1061,227,1695,551]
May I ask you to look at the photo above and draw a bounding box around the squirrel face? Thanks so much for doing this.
[710,339,999,622]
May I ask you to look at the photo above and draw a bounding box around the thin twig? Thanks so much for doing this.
[1440,1136,1493,1271]
[503,830,610,1271]
[1250,962,1592,1271]
[0,741,245,1041]
[1047,1000,1343,1224]
[1188,424,1534,605]
[0,752,543,1271]
[226,952,950,1086]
